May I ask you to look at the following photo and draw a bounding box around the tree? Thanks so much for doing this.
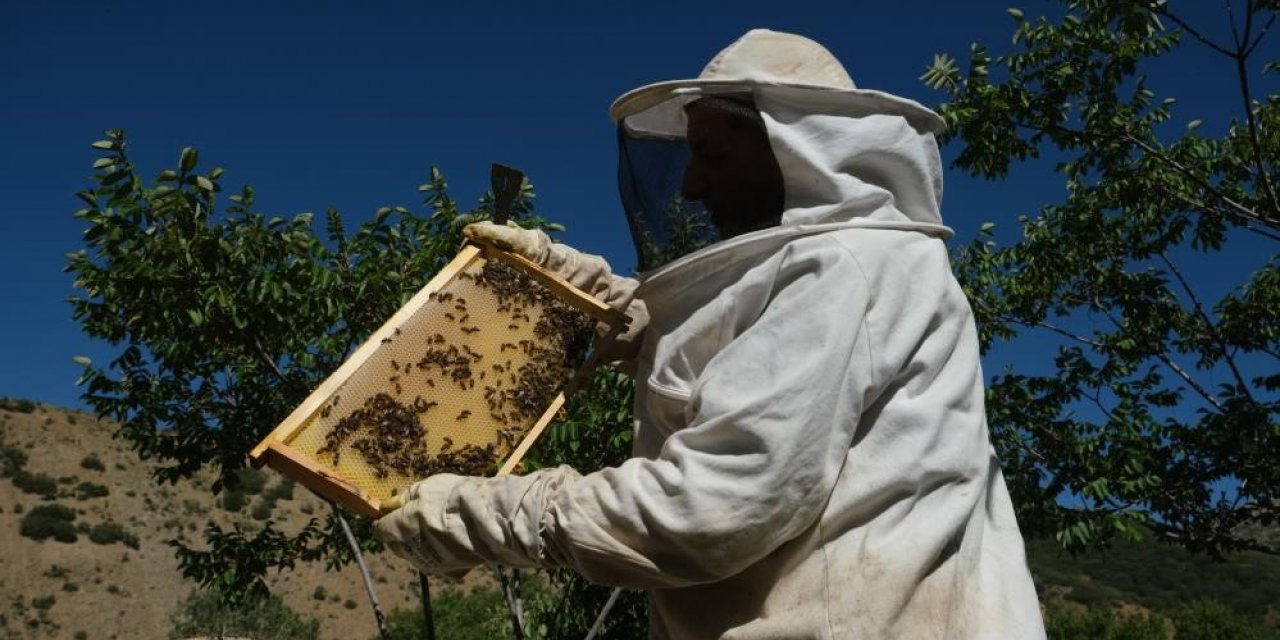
[65,129,558,603]
[920,0,1278,555]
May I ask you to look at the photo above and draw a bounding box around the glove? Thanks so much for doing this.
[462,222,550,264]
[374,474,483,578]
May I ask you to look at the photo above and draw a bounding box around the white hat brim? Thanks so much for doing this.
[610,78,946,138]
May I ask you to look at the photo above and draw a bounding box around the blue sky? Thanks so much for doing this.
[0,1,1268,410]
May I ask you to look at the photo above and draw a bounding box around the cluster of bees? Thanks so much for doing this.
[314,259,597,480]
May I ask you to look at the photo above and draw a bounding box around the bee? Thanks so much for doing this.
[391,360,400,371]
[462,326,480,334]
[444,312,456,322]
[456,410,471,420]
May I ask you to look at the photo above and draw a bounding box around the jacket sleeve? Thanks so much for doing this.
[377,240,872,587]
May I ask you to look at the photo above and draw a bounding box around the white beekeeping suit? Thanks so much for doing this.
[378,29,1046,639]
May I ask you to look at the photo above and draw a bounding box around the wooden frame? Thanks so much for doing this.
[249,241,628,519]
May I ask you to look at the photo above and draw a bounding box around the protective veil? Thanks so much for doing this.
[378,29,1046,639]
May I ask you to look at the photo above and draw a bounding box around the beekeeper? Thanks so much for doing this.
[377,29,1046,638]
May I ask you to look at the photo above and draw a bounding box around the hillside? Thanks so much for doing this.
[0,400,436,639]
[2,398,1278,639]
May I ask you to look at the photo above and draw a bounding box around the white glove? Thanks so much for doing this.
[462,222,550,264]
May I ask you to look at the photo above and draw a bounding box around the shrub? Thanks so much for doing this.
[220,489,247,512]
[19,504,77,543]
[75,482,110,500]
[88,522,140,549]
[43,565,70,579]
[264,479,295,502]
[343,599,357,610]
[79,455,105,472]
[12,471,58,500]
[250,499,274,521]
[168,586,319,640]
[234,467,267,495]
[0,397,36,413]
[383,586,513,640]
[1167,600,1278,640]
[311,586,327,601]
[31,596,55,611]
[1,445,28,477]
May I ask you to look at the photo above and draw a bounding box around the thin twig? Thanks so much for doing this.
[1158,8,1236,56]
[332,503,391,640]
[1244,11,1277,56]
[1008,115,1278,232]
[1231,15,1280,215]
[997,313,1106,349]
[1158,251,1256,402]
[1097,308,1227,412]
[1122,133,1279,230]
[1151,183,1280,242]
[1227,0,1243,50]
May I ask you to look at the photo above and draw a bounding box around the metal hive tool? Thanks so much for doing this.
[249,242,628,518]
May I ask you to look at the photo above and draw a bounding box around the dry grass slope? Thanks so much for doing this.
[0,401,434,640]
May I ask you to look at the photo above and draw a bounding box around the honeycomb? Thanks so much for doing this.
[253,245,622,517]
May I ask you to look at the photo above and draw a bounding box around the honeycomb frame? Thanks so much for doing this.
[249,242,628,518]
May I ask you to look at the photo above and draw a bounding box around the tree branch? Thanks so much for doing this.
[1157,8,1237,57]
[1245,10,1277,56]
[1158,251,1256,403]
[997,313,1106,349]
[1097,308,1228,412]
[1152,183,1280,242]
[1122,133,1279,231]
[1232,17,1280,216]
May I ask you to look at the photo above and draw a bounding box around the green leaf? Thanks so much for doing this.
[92,158,116,169]
[91,140,115,150]
[72,356,92,366]
[179,147,198,173]
[1186,119,1202,131]
[196,176,215,191]
[1007,7,1024,20]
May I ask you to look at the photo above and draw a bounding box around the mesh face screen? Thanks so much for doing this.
[281,251,597,504]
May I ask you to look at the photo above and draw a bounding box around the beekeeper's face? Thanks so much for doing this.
[681,101,784,238]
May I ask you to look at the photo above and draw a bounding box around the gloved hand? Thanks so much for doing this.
[462,222,550,264]
[375,474,483,578]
